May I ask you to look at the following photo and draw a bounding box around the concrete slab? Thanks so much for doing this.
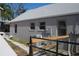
[0,35,17,56]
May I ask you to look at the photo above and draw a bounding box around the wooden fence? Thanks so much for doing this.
[28,34,79,56]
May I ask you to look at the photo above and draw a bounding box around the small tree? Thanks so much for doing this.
[0,3,14,21]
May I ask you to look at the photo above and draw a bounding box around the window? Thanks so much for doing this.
[30,23,35,30]
[39,22,46,30]
[15,24,17,33]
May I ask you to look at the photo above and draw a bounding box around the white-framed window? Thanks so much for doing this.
[30,23,35,30]
[39,22,46,30]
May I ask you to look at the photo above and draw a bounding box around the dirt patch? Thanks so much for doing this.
[6,40,28,56]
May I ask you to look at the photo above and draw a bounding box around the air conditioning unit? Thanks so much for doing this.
[36,34,42,38]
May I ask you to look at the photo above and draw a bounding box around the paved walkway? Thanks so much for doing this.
[5,37,29,54]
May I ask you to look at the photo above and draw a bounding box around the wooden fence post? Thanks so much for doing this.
[56,40,59,56]
[29,36,33,56]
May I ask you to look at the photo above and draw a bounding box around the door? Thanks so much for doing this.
[58,21,67,36]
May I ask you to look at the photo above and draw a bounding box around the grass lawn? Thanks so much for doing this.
[10,37,29,46]
[6,40,28,56]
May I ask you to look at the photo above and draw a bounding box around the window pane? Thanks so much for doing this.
[40,26,45,29]
[30,23,35,30]
[39,22,46,30]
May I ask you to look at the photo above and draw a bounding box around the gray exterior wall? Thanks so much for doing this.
[10,14,79,40]
[10,16,57,40]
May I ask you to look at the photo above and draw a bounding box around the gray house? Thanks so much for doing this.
[10,3,79,41]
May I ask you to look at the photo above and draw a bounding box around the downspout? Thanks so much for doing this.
[50,27,53,37]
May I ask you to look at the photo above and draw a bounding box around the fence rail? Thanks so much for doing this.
[28,34,79,56]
